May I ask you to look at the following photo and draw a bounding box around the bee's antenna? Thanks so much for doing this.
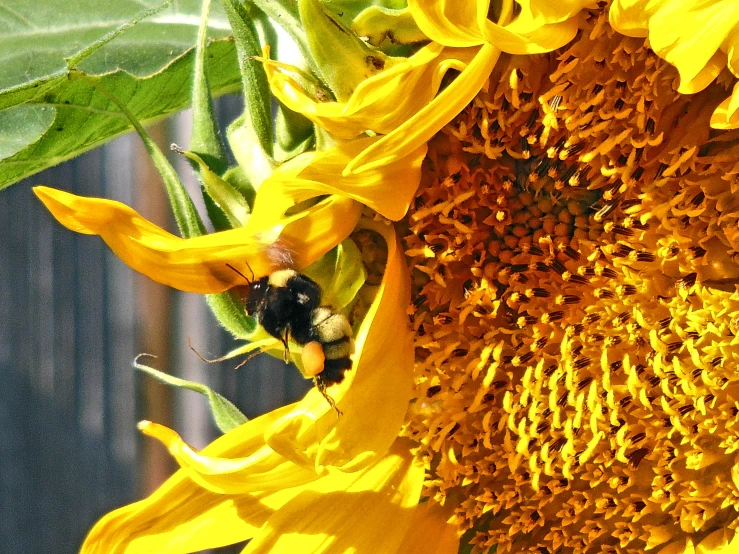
[244,259,255,282]
[188,337,228,363]
[226,263,253,285]
[315,379,342,417]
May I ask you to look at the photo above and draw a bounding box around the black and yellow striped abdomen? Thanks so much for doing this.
[309,307,354,386]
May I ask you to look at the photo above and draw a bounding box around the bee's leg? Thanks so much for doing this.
[281,334,290,363]
[315,378,342,416]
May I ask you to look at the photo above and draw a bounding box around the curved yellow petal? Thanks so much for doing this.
[272,195,362,269]
[607,0,656,37]
[265,43,475,139]
[481,12,581,54]
[251,137,427,225]
[266,219,414,473]
[652,2,738,93]
[33,186,357,293]
[610,0,739,93]
[345,43,500,175]
[409,0,587,53]
[408,0,485,47]
[711,81,739,129]
[81,406,302,554]
[82,483,264,553]
[398,501,460,554]
[138,418,318,495]
[33,186,290,294]
[242,437,425,554]
[516,0,595,28]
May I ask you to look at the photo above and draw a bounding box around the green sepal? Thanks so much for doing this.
[134,356,248,433]
[228,113,275,189]
[69,72,205,239]
[190,0,229,176]
[275,104,316,162]
[222,0,273,158]
[352,6,427,47]
[206,292,258,339]
[173,147,250,229]
[298,0,394,101]
[223,165,257,210]
[302,237,366,310]
[201,190,234,233]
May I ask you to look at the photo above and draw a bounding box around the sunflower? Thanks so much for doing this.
[35,0,739,552]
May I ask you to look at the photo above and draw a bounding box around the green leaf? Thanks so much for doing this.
[188,0,232,233]
[319,0,409,27]
[0,0,241,189]
[0,105,54,160]
[135,356,248,433]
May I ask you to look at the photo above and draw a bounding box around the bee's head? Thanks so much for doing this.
[244,278,269,314]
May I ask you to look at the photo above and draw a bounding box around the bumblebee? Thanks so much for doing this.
[230,265,354,411]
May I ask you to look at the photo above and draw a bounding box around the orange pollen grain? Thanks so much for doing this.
[301,341,326,377]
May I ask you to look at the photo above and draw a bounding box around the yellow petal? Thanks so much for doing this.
[265,43,475,139]
[409,0,586,53]
[81,407,304,553]
[397,501,460,554]
[610,0,739,93]
[242,437,425,554]
[82,483,263,553]
[266,219,414,473]
[516,0,595,28]
[251,137,427,224]
[696,527,735,553]
[607,0,657,37]
[137,415,318,495]
[711,81,739,129]
[408,0,485,47]
[481,12,581,54]
[33,186,290,294]
[33,186,356,293]
[345,43,500,175]
[272,195,363,269]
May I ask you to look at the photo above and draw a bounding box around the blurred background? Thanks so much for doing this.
[0,96,310,553]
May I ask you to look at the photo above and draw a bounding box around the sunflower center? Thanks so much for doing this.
[403,9,739,554]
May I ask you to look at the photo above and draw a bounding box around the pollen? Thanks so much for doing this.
[403,8,739,554]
